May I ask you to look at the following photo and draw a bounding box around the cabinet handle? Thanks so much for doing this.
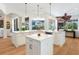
[29,44,32,49]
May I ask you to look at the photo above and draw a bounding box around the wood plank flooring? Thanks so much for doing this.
[0,37,79,55]
[54,37,79,55]
[0,37,26,55]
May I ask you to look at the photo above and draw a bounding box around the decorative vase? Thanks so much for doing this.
[38,33,40,36]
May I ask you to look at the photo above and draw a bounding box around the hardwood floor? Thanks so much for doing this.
[0,37,26,55]
[54,37,79,55]
[0,37,79,55]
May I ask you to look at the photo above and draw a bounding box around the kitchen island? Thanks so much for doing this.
[26,33,53,55]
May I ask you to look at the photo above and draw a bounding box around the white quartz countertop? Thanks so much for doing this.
[26,33,53,41]
[12,30,31,33]
[12,30,42,33]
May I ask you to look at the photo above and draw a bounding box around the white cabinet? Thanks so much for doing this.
[11,30,43,47]
[11,32,26,47]
[0,28,4,37]
[26,33,53,55]
[75,30,79,38]
[53,31,65,46]
[26,38,40,55]
[7,29,11,36]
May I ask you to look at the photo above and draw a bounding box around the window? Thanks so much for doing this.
[32,20,45,30]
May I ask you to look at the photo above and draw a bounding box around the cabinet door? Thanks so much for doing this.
[11,36,18,47]
[0,28,4,37]
[26,38,33,55]
[47,38,53,55]
[32,40,40,55]
[16,36,25,46]
[26,37,40,55]
[41,38,53,55]
[54,32,65,46]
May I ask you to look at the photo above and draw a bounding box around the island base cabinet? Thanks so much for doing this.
[54,31,65,46]
[26,38,40,55]
[26,37,53,55]
[41,38,53,55]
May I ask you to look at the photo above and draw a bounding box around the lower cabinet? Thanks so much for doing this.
[26,37,53,55]
[11,33,25,47]
[0,28,4,37]
[26,39,40,55]
[54,31,65,46]
[75,30,79,38]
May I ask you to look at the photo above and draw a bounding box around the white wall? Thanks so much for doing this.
[5,3,25,17]
[0,3,6,14]
[71,15,79,19]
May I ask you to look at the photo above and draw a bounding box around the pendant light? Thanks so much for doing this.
[48,3,52,20]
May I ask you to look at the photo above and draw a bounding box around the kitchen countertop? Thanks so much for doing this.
[26,33,53,41]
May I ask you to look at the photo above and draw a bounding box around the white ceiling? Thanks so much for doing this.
[3,3,79,18]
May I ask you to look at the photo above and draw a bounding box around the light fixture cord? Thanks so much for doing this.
[49,3,51,16]
[25,3,27,16]
[37,4,39,17]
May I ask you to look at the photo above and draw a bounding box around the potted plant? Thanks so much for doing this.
[21,23,26,31]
